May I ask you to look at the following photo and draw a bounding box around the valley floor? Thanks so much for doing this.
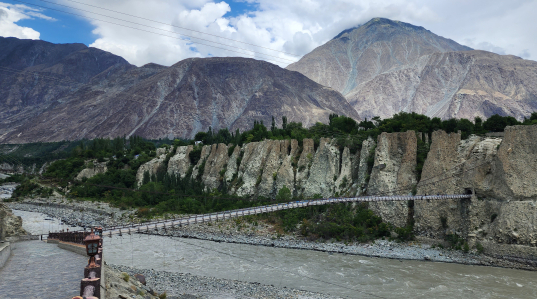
[6,197,537,271]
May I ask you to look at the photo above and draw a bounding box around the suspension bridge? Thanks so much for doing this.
[102,193,471,237]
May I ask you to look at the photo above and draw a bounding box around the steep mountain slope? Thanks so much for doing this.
[287,18,537,120]
[0,37,132,141]
[0,38,357,143]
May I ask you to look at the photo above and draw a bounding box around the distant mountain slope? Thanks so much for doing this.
[0,38,357,143]
[287,18,537,120]
[0,36,132,142]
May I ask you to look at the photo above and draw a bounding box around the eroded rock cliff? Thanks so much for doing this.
[136,138,363,200]
[367,131,417,227]
[134,125,537,259]
[416,125,537,258]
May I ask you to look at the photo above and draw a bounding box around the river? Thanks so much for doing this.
[11,209,537,299]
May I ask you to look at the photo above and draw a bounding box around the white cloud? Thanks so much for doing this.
[0,2,55,39]
[49,0,537,66]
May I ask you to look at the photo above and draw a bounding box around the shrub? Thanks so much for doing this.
[276,186,292,202]
[227,145,236,157]
[121,272,129,282]
[440,216,448,229]
[476,242,484,254]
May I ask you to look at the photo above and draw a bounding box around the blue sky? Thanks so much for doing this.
[2,0,257,45]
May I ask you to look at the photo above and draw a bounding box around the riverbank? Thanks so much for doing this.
[5,197,537,271]
[6,197,135,228]
[109,264,344,299]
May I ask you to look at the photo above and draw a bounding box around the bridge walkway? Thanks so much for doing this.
[0,240,86,299]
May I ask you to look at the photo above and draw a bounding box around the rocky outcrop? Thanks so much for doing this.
[0,203,27,240]
[415,126,537,257]
[295,139,315,195]
[368,131,417,227]
[274,140,299,197]
[167,145,193,178]
[135,148,171,186]
[201,144,229,191]
[76,161,108,181]
[191,145,211,179]
[224,145,241,183]
[491,125,537,200]
[302,138,340,198]
[235,142,272,197]
[415,131,502,239]
[138,137,373,200]
[356,137,375,195]
[257,140,298,198]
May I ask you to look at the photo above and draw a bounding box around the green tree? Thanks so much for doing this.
[276,185,292,202]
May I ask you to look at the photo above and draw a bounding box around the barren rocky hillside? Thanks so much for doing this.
[287,18,537,120]
[0,38,357,143]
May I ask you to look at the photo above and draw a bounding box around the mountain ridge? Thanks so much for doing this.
[0,38,358,143]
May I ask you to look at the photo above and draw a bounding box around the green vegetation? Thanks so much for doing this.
[476,242,484,254]
[3,175,53,200]
[6,111,537,243]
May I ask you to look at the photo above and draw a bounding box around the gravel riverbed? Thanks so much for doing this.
[109,264,344,299]
[6,197,135,228]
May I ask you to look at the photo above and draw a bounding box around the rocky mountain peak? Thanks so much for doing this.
[287,18,537,121]
[332,18,431,41]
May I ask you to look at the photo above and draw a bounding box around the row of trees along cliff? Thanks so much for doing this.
[3,112,537,244]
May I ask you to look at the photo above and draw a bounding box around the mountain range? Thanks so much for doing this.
[1,17,537,143]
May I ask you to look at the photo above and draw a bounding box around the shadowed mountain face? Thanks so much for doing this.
[0,37,357,143]
[287,18,537,120]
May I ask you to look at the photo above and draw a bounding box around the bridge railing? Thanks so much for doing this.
[48,231,91,245]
